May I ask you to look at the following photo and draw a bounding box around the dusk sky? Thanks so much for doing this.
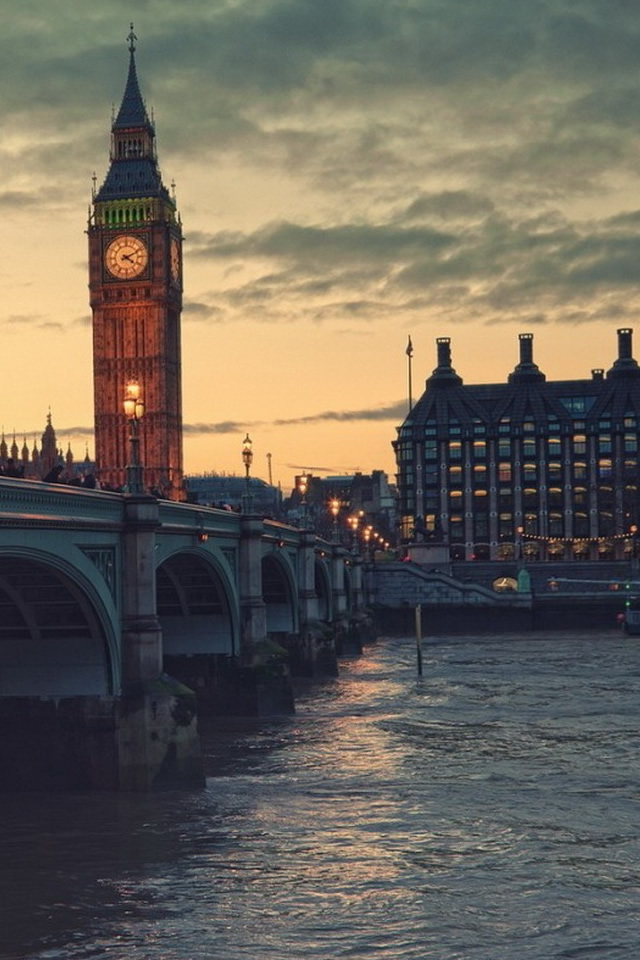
[3,1,640,490]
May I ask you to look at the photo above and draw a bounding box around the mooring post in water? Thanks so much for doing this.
[415,603,423,676]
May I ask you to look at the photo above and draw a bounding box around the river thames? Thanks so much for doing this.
[1,630,639,959]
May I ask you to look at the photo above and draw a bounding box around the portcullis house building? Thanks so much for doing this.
[394,328,640,564]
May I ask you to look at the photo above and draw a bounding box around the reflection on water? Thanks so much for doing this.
[1,631,639,959]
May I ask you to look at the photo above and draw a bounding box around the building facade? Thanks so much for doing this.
[286,471,397,545]
[0,415,91,481]
[185,474,282,517]
[88,27,184,499]
[394,329,640,563]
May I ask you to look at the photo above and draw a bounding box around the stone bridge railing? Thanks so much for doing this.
[369,561,532,609]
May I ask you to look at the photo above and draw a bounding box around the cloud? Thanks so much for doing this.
[5,1,640,480]
[273,401,406,426]
[184,421,248,436]
[184,198,640,330]
[54,425,94,439]
[0,190,40,211]
[189,220,456,264]
[3,314,45,327]
[181,399,406,437]
[183,301,226,323]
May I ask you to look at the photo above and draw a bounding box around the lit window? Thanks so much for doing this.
[548,438,562,457]
[473,440,486,459]
[499,488,513,509]
[548,487,563,507]
[473,464,487,483]
[549,512,564,536]
[574,512,589,537]
[499,513,513,537]
[449,515,464,541]
[573,486,588,507]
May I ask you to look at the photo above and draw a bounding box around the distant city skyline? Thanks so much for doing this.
[3,3,640,490]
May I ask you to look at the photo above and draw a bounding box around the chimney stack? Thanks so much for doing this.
[618,327,632,361]
[508,332,545,383]
[427,337,462,385]
[607,327,639,379]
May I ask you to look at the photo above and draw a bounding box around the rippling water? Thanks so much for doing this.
[2,631,640,960]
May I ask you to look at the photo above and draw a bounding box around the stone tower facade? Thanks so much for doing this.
[88,26,184,499]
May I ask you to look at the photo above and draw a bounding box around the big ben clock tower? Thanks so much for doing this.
[88,25,184,499]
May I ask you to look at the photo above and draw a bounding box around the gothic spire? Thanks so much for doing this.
[94,24,171,205]
[113,23,152,131]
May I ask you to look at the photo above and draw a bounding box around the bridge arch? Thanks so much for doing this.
[262,552,298,634]
[315,555,332,621]
[0,548,117,697]
[156,548,239,657]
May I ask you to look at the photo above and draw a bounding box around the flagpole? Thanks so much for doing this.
[406,336,414,412]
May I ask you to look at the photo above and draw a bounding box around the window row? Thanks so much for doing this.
[427,459,638,485]
[445,511,625,540]
[423,436,639,460]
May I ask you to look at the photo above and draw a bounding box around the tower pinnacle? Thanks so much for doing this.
[127,22,137,53]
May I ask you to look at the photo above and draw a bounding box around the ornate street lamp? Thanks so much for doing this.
[123,380,145,494]
[329,497,340,543]
[630,524,638,575]
[516,525,524,566]
[298,471,309,527]
[363,524,373,560]
[348,513,361,554]
[242,433,253,512]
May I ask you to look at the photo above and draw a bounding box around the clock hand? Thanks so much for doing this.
[121,253,134,262]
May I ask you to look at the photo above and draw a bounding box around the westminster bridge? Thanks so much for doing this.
[0,477,370,791]
[5,478,624,793]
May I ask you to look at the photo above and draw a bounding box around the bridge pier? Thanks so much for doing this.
[118,496,204,789]
[235,514,295,713]
[293,532,339,677]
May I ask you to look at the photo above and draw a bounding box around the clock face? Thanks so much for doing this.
[170,238,181,282]
[104,235,149,279]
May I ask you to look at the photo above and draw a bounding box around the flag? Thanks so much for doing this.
[406,335,413,358]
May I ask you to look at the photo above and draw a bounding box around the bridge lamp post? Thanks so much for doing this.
[516,525,524,567]
[242,433,253,512]
[298,472,309,528]
[329,497,340,543]
[123,380,145,494]
[364,525,373,560]
[630,524,638,576]
[348,514,360,554]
